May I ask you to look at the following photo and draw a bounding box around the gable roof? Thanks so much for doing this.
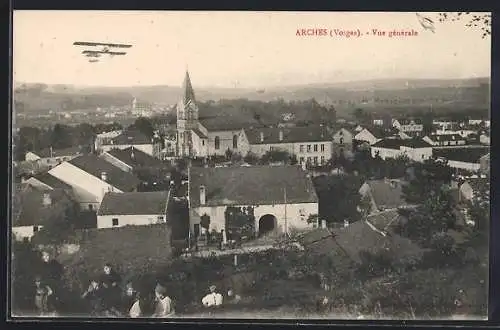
[331,221,424,264]
[35,146,84,158]
[366,179,408,209]
[189,165,318,207]
[433,147,490,163]
[110,129,151,145]
[13,188,73,226]
[107,147,164,168]
[30,172,72,190]
[98,191,170,216]
[245,126,331,145]
[365,209,406,233]
[68,154,141,191]
[372,138,432,149]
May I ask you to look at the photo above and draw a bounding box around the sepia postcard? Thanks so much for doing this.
[10,11,490,321]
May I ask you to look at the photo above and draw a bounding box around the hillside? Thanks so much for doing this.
[13,78,490,114]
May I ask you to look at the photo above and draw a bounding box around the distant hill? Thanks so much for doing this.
[13,77,490,114]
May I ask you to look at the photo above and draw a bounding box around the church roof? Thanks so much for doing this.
[182,70,196,105]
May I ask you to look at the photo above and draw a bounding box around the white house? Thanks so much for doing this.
[48,154,141,211]
[433,148,490,173]
[97,191,170,229]
[245,126,333,167]
[188,165,319,237]
[94,130,123,152]
[354,128,381,146]
[423,134,467,147]
[393,119,424,136]
[25,146,83,169]
[371,138,433,162]
[98,129,156,156]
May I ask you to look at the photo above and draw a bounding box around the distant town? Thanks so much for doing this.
[12,71,490,319]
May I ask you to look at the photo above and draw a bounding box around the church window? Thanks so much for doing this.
[233,135,238,149]
[215,136,220,150]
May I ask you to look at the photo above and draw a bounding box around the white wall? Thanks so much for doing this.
[372,146,432,162]
[12,225,43,241]
[190,202,318,234]
[207,129,249,156]
[97,214,166,229]
[355,129,380,145]
[49,162,123,207]
[447,160,481,172]
[101,144,154,156]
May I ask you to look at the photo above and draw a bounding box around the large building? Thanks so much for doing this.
[176,71,249,158]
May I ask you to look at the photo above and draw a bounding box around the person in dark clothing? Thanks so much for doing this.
[39,251,64,311]
[81,280,105,316]
[99,264,122,314]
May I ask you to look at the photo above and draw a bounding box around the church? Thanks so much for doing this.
[176,71,250,158]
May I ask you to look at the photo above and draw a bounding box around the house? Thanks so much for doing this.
[12,187,76,241]
[423,134,467,147]
[354,128,381,146]
[354,127,409,147]
[479,153,489,176]
[97,191,170,229]
[432,120,456,131]
[245,126,332,167]
[433,147,490,172]
[175,70,251,158]
[371,138,433,162]
[48,154,141,211]
[98,129,157,157]
[25,146,84,169]
[132,97,153,117]
[365,209,407,234]
[94,130,123,153]
[468,119,490,128]
[101,146,167,173]
[331,127,354,158]
[22,172,73,192]
[359,179,409,213]
[392,119,423,136]
[372,119,384,126]
[188,165,319,237]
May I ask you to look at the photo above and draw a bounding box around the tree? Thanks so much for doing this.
[437,12,491,39]
[225,148,233,161]
[50,124,73,149]
[129,117,154,139]
[260,150,295,165]
[353,108,365,122]
[243,152,260,165]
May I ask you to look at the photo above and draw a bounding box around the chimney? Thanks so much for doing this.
[279,130,283,142]
[42,193,52,206]
[101,171,108,182]
[199,185,206,205]
[321,219,327,229]
[260,131,264,143]
[343,220,349,228]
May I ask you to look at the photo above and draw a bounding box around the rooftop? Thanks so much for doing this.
[372,138,433,149]
[67,154,141,192]
[29,172,72,190]
[366,179,408,210]
[427,134,465,142]
[433,147,490,163]
[34,146,84,158]
[106,147,165,168]
[245,126,331,145]
[189,165,318,208]
[98,191,170,216]
[110,129,152,145]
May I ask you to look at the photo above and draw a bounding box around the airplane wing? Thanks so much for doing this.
[74,41,132,48]
[108,51,127,55]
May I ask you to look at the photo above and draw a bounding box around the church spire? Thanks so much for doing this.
[183,70,196,105]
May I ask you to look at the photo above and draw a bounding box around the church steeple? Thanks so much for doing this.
[182,70,196,105]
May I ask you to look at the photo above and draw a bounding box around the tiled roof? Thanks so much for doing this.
[189,165,318,208]
[35,146,84,158]
[433,147,490,163]
[107,147,164,168]
[192,127,208,139]
[427,134,465,142]
[110,129,151,145]
[331,221,424,264]
[30,172,72,190]
[68,154,141,192]
[365,209,406,232]
[200,117,262,132]
[98,191,169,216]
[13,187,73,226]
[372,138,433,149]
[245,126,331,145]
[366,179,408,209]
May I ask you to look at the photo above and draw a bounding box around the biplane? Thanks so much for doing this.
[73,41,132,63]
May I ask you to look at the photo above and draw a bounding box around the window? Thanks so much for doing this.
[313,144,318,152]
[233,135,238,149]
[320,144,325,152]
[321,156,325,164]
[299,145,304,153]
[202,140,205,146]
[299,157,305,164]
[33,226,39,232]
[157,216,165,223]
[307,157,312,163]
[112,218,119,226]
[88,204,93,211]
[307,145,311,153]
[313,156,318,165]
[214,136,220,150]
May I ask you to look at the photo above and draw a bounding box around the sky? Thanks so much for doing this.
[13,11,491,88]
